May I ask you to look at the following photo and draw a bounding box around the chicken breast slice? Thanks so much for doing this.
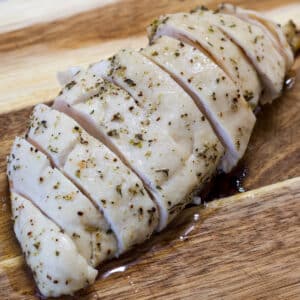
[148,12,262,108]
[11,192,97,298]
[56,67,105,106]
[218,3,294,71]
[188,9,286,103]
[7,137,117,266]
[142,36,255,172]
[54,51,224,231]
[28,104,158,254]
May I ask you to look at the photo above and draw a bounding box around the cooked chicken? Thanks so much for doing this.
[188,8,287,103]
[56,50,224,230]
[282,21,300,55]
[6,4,296,297]
[28,104,158,254]
[148,12,262,108]
[142,36,255,172]
[56,67,103,106]
[218,3,294,71]
[7,137,117,266]
[11,192,97,297]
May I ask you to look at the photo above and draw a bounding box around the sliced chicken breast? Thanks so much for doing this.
[142,36,256,172]
[11,192,97,297]
[6,3,297,298]
[148,12,262,108]
[219,3,294,71]
[54,51,224,230]
[28,104,158,253]
[56,68,105,106]
[188,9,286,103]
[7,137,117,266]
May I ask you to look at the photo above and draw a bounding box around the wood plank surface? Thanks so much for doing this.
[0,0,299,299]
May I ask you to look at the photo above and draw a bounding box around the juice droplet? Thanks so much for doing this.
[101,265,128,279]
[284,70,296,90]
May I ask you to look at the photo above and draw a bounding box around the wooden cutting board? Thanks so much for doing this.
[0,0,299,299]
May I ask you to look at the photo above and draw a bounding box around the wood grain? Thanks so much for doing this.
[0,0,117,34]
[0,0,299,299]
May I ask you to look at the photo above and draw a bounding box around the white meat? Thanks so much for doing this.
[219,3,294,71]
[142,36,256,172]
[11,192,97,297]
[189,9,286,103]
[55,51,224,230]
[148,12,262,108]
[28,104,158,254]
[7,137,117,266]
